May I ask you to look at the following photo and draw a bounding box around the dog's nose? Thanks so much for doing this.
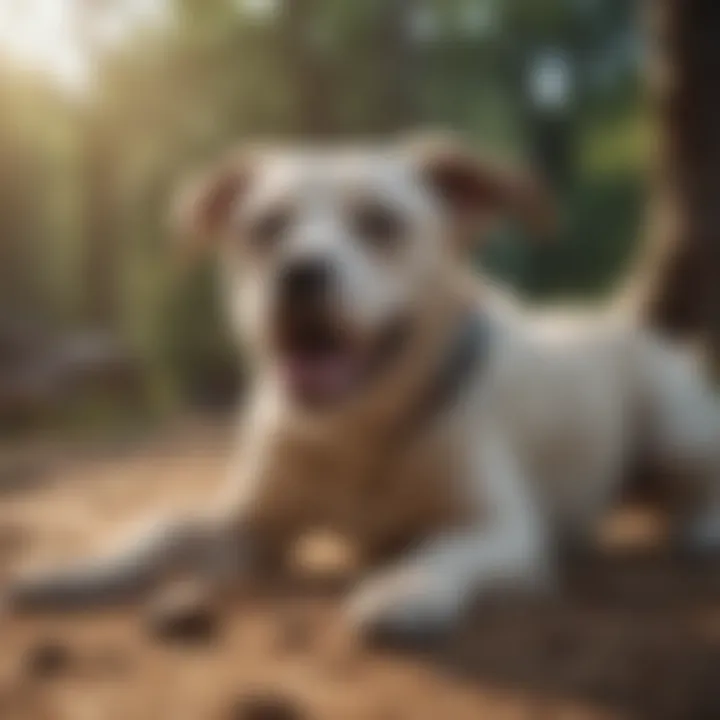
[279,258,332,305]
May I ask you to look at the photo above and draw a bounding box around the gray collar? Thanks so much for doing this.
[365,310,491,501]
[394,309,491,442]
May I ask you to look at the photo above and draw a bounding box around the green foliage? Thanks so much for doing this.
[158,265,242,408]
[0,0,646,414]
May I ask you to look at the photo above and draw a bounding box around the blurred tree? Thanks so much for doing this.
[279,0,336,136]
[641,0,720,368]
[76,1,123,330]
[0,0,653,423]
[376,0,420,131]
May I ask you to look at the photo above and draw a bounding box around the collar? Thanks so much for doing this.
[393,308,492,443]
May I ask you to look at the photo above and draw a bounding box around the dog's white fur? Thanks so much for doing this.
[7,136,720,637]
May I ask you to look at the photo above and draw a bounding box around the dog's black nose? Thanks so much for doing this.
[279,258,332,305]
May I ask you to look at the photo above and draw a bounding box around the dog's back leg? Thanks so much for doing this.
[639,337,720,550]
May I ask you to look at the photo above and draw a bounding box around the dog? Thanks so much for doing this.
[5,134,720,639]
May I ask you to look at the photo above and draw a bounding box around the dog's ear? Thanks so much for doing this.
[405,132,556,242]
[171,151,251,259]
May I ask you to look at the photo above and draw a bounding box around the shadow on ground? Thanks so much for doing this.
[1,420,719,720]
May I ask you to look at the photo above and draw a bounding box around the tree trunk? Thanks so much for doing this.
[81,107,119,330]
[641,0,720,367]
[75,2,121,331]
[280,0,335,138]
[375,0,420,132]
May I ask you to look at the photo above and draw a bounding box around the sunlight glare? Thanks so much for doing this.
[0,0,167,95]
[0,0,86,91]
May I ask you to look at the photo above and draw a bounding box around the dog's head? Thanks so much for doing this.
[174,134,552,410]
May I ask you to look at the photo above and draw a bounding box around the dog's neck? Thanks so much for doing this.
[390,302,490,443]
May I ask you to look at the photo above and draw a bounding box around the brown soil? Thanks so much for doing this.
[0,419,719,720]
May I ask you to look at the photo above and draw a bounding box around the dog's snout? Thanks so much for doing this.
[279,258,332,304]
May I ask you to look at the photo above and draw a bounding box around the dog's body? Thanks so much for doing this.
[7,136,720,637]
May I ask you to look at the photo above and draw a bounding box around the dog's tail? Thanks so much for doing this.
[609,256,659,326]
[608,222,692,338]
[610,204,712,347]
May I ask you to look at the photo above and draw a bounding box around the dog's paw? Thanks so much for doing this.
[2,575,33,614]
[0,586,12,618]
[2,574,55,614]
[681,512,720,557]
[346,567,464,647]
[2,567,114,613]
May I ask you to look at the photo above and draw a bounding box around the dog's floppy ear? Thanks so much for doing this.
[405,132,556,242]
[171,151,251,258]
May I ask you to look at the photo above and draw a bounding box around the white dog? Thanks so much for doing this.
[6,134,720,639]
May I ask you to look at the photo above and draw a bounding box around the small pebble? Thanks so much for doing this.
[145,584,219,645]
[227,691,306,720]
[24,639,73,678]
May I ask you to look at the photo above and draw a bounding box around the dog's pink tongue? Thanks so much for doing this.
[285,354,358,401]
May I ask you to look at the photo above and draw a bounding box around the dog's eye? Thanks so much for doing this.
[353,203,404,249]
[246,207,290,251]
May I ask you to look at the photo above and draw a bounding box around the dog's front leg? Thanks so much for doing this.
[3,512,240,611]
[348,431,551,640]
[4,422,295,612]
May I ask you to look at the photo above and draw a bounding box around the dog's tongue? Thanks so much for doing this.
[284,352,359,402]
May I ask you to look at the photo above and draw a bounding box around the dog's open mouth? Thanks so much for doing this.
[276,316,410,408]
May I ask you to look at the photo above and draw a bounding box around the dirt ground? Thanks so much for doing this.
[0,419,719,720]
